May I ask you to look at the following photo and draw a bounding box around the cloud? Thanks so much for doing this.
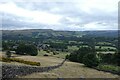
[0,0,119,31]
[0,2,62,25]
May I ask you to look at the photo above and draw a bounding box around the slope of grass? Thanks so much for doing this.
[19,60,119,78]
[53,51,70,59]
[1,51,119,78]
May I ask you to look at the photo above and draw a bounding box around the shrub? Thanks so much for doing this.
[83,53,100,67]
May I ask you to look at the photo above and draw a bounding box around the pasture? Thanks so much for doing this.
[0,51,119,78]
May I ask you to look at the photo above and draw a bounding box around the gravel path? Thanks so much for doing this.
[1,59,66,78]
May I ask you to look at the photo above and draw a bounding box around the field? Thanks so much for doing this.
[0,52,119,78]
[1,29,120,78]
[95,46,116,50]
[18,55,119,78]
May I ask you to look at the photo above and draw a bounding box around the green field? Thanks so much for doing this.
[95,46,116,50]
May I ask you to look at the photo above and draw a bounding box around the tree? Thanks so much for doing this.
[6,50,11,58]
[16,44,38,56]
[114,51,120,66]
[2,42,9,51]
[83,53,100,67]
[68,51,78,62]
[100,53,114,64]
[77,47,93,63]
[87,38,96,52]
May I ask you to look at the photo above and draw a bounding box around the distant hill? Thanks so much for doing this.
[84,30,118,37]
[2,29,118,40]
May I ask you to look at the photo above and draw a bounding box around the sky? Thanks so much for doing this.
[0,0,119,31]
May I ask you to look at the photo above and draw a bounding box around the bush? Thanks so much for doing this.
[83,53,100,67]
[1,57,40,66]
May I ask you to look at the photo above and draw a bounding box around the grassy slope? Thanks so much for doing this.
[20,60,119,78]
[0,52,119,78]
[17,55,119,78]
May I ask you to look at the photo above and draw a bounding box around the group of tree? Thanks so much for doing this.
[66,46,100,67]
[16,44,38,56]
[66,46,120,67]
[49,42,67,51]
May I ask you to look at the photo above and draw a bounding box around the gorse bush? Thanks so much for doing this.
[1,57,40,66]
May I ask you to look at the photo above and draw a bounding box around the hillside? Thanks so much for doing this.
[0,52,119,78]
[2,29,118,41]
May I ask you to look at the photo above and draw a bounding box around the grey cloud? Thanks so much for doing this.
[1,1,118,30]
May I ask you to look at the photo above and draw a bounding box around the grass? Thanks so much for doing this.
[97,42,112,45]
[37,50,48,56]
[97,64,120,74]
[95,46,116,50]
[67,46,80,52]
[19,60,119,78]
[97,51,115,54]
[15,55,64,67]
[37,50,70,59]
[1,51,119,78]
[67,46,79,51]
[53,51,70,59]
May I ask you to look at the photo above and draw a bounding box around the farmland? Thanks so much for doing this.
[1,29,120,78]
[0,52,119,78]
